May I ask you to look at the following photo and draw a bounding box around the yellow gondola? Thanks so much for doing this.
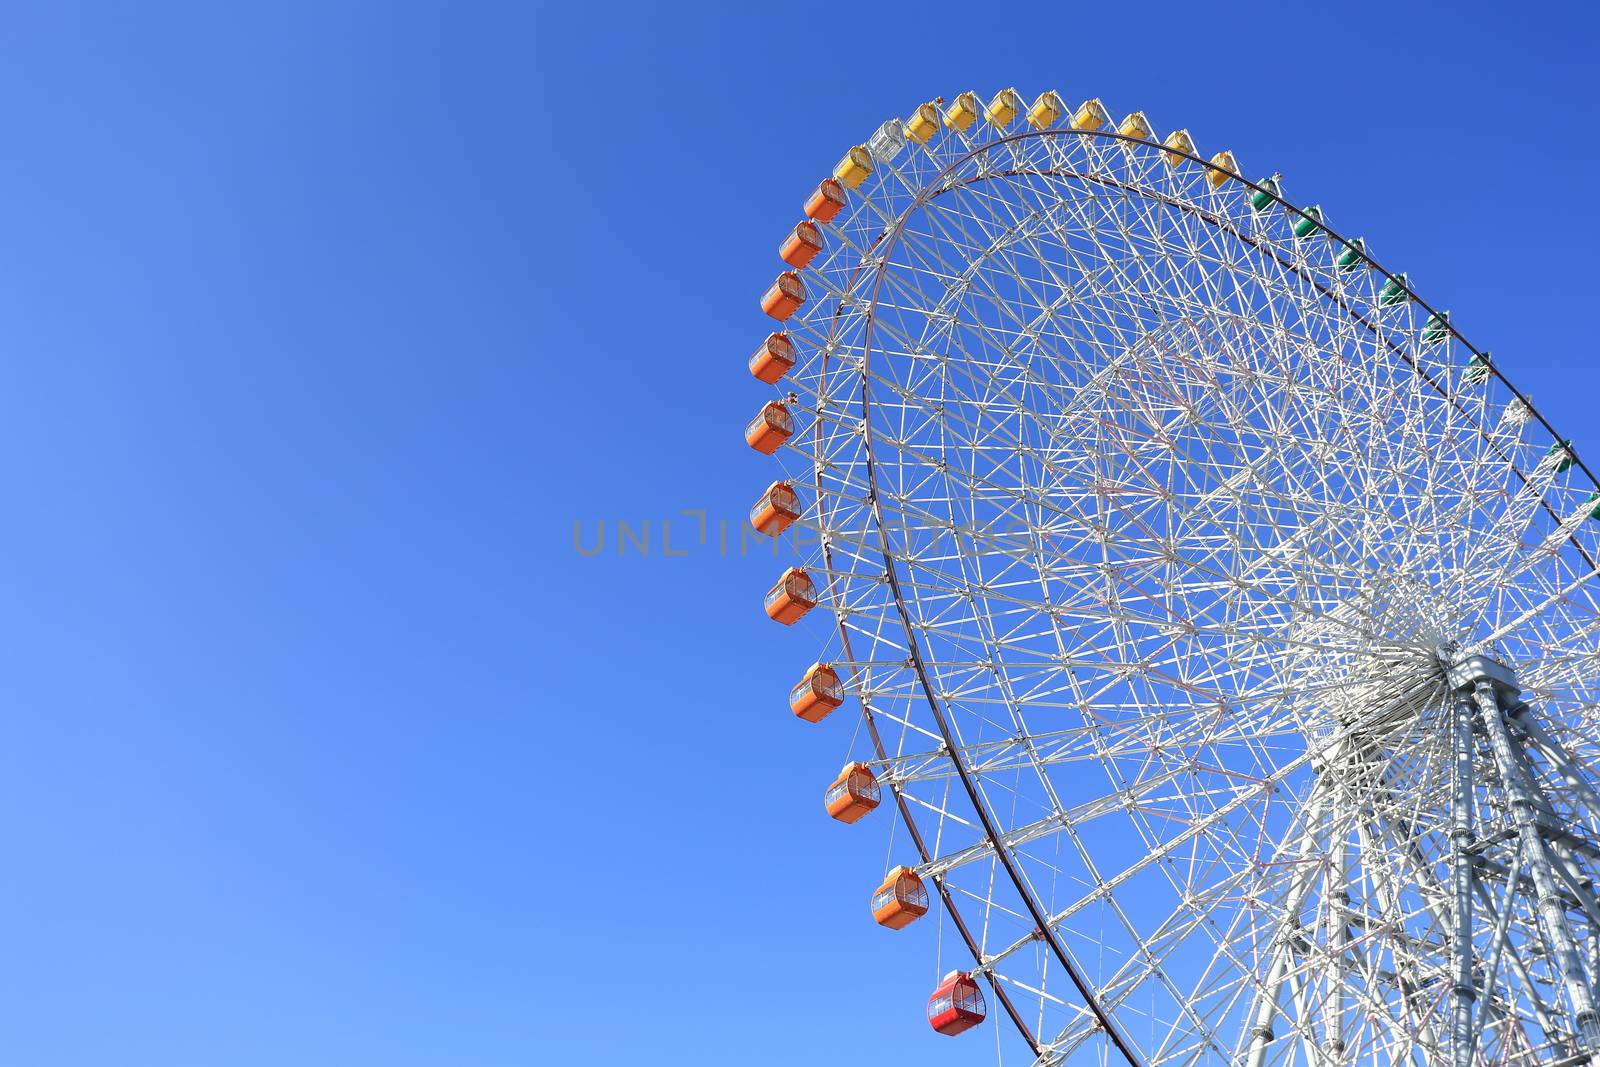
[985,87,1020,128]
[1027,90,1063,129]
[944,91,980,132]
[1119,111,1153,140]
[1162,128,1197,167]
[1207,149,1239,189]
[905,101,941,145]
[833,145,873,189]
[1071,98,1110,132]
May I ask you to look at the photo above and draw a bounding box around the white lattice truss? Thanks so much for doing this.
[760,111,1600,1066]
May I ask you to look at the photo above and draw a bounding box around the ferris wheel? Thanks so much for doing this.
[740,87,1600,1067]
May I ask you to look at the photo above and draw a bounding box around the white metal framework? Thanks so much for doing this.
[759,97,1600,1066]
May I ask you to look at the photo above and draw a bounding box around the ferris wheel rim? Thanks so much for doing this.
[815,121,1600,1063]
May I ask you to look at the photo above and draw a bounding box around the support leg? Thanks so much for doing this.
[1451,691,1478,1067]
[1476,679,1600,1055]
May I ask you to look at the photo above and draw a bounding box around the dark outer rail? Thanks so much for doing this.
[853,140,1149,1067]
[810,229,1044,1054]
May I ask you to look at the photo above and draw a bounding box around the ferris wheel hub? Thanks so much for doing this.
[1444,651,1520,696]
[1286,574,1469,749]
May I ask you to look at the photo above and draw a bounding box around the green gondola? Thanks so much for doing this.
[1422,310,1451,344]
[1380,273,1410,306]
[1462,352,1491,385]
[1337,237,1368,271]
[1293,205,1324,239]
[1548,440,1575,474]
[1249,174,1284,211]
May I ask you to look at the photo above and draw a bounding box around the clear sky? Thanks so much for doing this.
[1,2,1597,1065]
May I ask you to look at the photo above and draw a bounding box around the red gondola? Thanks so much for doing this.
[927,971,986,1036]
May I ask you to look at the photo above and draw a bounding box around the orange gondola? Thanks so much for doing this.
[761,271,807,322]
[748,331,795,384]
[764,567,817,625]
[803,178,846,223]
[824,762,880,823]
[745,401,793,455]
[871,865,929,929]
[779,220,823,269]
[749,480,801,537]
[790,662,843,722]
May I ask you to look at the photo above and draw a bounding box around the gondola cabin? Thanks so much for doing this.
[871,865,929,929]
[1118,111,1153,141]
[779,221,823,270]
[927,971,986,1036]
[904,102,941,144]
[1422,310,1451,345]
[1292,204,1325,239]
[804,178,847,223]
[1337,236,1369,272]
[1462,352,1490,385]
[833,145,873,190]
[1162,128,1197,168]
[1548,440,1576,474]
[1249,174,1284,212]
[761,271,807,322]
[790,661,844,722]
[765,567,818,625]
[984,87,1020,128]
[1027,90,1063,130]
[745,401,793,455]
[1071,98,1110,132]
[867,119,905,163]
[944,91,979,132]
[1380,272,1410,306]
[1207,150,1239,189]
[749,332,795,384]
[825,762,880,823]
[749,480,801,537]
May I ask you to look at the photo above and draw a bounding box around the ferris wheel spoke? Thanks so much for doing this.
[843,461,1392,649]
[1022,873,1254,1064]
[825,340,1452,617]
[1033,786,1345,1065]
[946,666,1452,1017]
[838,388,1465,659]
[917,766,1202,882]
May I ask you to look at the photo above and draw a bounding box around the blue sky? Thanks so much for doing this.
[1,2,1597,1064]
